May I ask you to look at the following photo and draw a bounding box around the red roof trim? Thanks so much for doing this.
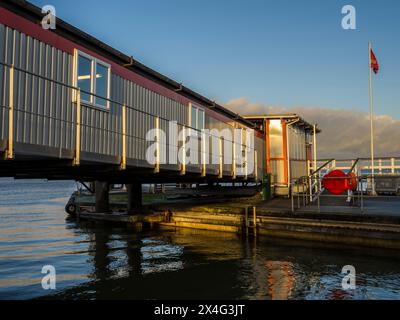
[0,7,243,127]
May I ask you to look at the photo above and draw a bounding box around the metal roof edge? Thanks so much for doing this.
[243,114,321,133]
[2,0,259,130]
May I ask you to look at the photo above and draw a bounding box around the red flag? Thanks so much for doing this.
[370,49,379,74]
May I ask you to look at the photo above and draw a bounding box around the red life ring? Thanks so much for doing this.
[322,170,358,195]
[322,170,348,195]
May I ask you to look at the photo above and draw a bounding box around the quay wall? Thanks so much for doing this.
[75,208,400,250]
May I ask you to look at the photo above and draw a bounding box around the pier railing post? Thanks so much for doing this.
[180,126,186,175]
[254,150,258,180]
[360,176,364,213]
[201,129,206,177]
[244,142,248,180]
[391,158,395,174]
[297,181,300,209]
[291,181,295,213]
[154,116,160,173]
[232,140,236,179]
[121,104,127,170]
[73,89,81,166]
[6,65,14,160]
[219,137,223,178]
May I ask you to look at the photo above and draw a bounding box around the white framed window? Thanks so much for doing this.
[74,49,111,109]
[189,103,205,134]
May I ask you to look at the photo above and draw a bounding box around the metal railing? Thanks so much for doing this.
[293,158,364,213]
[291,174,366,213]
[316,158,400,176]
[0,61,261,179]
[292,160,400,213]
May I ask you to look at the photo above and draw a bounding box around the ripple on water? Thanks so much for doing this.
[1,178,400,300]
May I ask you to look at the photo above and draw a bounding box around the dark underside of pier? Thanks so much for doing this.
[0,157,253,184]
[0,143,255,184]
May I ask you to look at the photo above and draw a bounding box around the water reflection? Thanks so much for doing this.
[140,238,184,274]
[0,179,400,300]
[265,261,295,300]
[45,219,400,300]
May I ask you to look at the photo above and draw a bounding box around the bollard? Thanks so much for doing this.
[262,174,271,201]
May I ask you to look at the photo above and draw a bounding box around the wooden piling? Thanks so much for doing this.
[253,206,257,237]
[95,181,110,213]
[244,206,249,237]
[127,183,142,214]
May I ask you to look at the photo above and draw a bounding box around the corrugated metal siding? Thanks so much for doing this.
[0,24,76,151]
[123,78,188,162]
[288,126,308,180]
[80,74,123,157]
[0,24,9,142]
[0,23,261,180]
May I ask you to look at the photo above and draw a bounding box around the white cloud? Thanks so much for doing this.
[224,97,400,159]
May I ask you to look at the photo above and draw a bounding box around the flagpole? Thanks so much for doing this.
[369,41,376,195]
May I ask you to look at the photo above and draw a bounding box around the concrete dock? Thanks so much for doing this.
[72,194,400,250]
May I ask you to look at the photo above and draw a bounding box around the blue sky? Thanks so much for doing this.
[32,0,400,119]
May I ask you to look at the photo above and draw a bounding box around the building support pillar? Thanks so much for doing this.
[127,183,142,214]
[95,181,110,213]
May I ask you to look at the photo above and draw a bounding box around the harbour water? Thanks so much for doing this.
[0,178,400,300]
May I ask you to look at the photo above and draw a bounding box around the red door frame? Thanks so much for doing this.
[265,118,288,185]
[281,119,288,185]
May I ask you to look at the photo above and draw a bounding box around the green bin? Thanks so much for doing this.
[262,174,272,200]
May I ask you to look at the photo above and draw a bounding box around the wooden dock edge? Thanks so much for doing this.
[74,208,400,249]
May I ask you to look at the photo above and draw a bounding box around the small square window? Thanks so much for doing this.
[95,63,109,107]
[189,104,205,139]
[197,110,204,130]
[77,55,92,103]
[191,106,197,129]
[75,50,110,109]
[189,104,205,130]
